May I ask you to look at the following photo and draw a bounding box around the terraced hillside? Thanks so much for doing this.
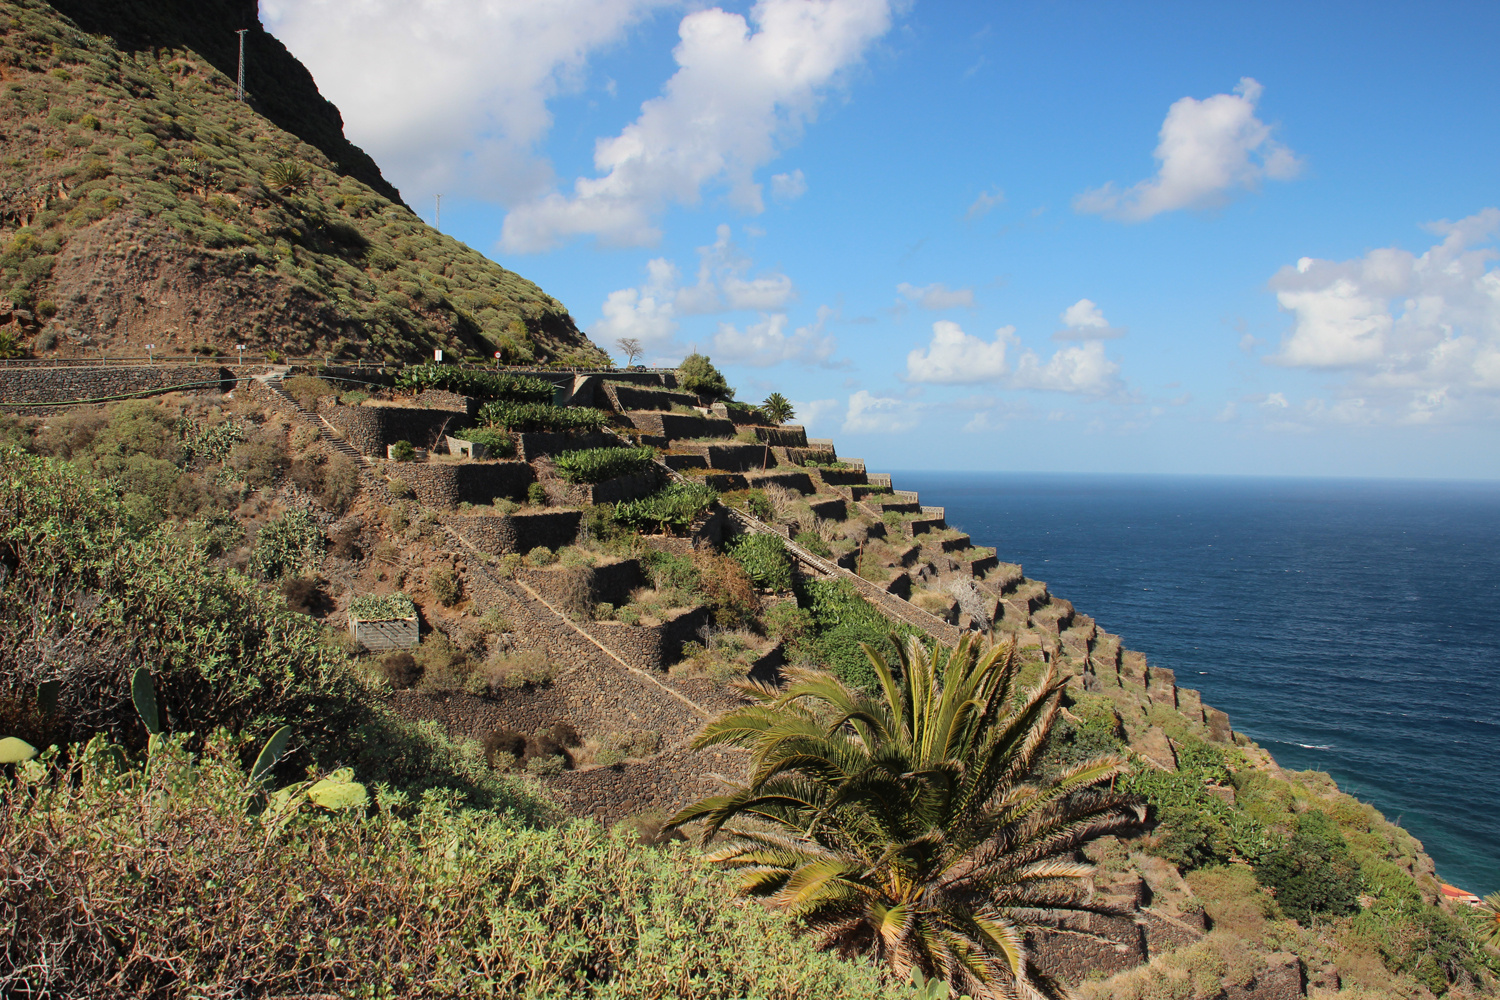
[0,0,606,365]
[206,363,1492,1000]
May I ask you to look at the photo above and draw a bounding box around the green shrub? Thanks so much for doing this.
[281,375,336,410]
[526,545,557,566]
[730,532,794,591]
[428,566,460,606]
[612,481,718,533]
[676,352,732,399]
[553,446,656,484]
[795,579,915,691]
[793,529,831,557]
[250,509,325,580]
[1255,810,1362,922]
[640,549,701,593]
[389,439,416,462]
[347,592,417,621]
[527,482,548,506]
[478,401,608,433]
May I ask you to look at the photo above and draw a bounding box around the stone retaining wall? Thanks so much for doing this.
[0,364,237,408]
[393,461,534,509]
[442,509,583,554]
[752,425,808,447]
[588,606,711,672]
[627,411,735,440]
[321,403,467,455]
[516,430,620,461]
[559,468,663,506]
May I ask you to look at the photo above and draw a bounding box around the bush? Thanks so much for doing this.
[279,575,325,615]
[553,446,656,484]
[594,729,661,765]
[676,353,732,399]
[379,650,421,690]
[348,593,417,621]
[429,566,461,606]
[692,551,761,629]
[796,579,915,691]
[482,650,559,691]
[730,532,794,591]
[389,439,416,462]
[477,401,608,433]
[613,481,717,533]
[0,737,905,998]
[793,529,831,557]
[527,482,547,506]
[282,376,336,410]
[1255,810,1362,922]
[250,509,325,580]
[525,545,556,566]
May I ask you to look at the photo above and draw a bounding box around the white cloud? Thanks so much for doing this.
[966,188,1005,220]
[904,319,1123,396]
[771,169,808,202]
[1213,401,1239,423]
[844,390,920,433]
[590,224,800,345]
[712,308,837,366]
[791,397,840,431]
[897,282,976,310]
[1075,77,1300,222]
[591,257,681,346]
[261,0,665,205]
[1012,340,1122,396]
[1053,297,1127,340]
[500,0,894,251]
[1267,208,1500,423]
[904,320,1012,384]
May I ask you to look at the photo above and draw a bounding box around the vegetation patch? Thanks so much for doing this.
[553,446,656,484]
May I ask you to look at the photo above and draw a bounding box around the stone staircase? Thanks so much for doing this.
[254,369,372,469]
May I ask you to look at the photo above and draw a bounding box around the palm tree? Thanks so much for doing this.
[761,392,795,425]
[669,634,1140,1000]
[1483,892,1500,948]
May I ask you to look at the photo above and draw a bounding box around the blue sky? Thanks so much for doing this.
[262,0,1500,478]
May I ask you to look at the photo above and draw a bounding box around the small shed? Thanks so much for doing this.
[348,592,420,651]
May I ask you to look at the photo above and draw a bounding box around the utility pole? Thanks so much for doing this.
[235,29,248,101]
[435,193,441,230]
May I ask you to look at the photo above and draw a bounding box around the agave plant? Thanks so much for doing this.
[669,634,1141,1000]
[265,158,310,194]
[1483,892,1500,948]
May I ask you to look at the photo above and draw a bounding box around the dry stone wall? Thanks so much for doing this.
[321,403,467,455]
[0,363,238,409]
[393,461,534,509]
[443,509,583,554]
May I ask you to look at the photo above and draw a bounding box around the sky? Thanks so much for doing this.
[259,0,1500,479]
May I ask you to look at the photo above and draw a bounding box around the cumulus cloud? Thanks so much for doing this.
[500,0,893,251]
[1012,341,1121,396]
[844,390,920,433]
[261,0,665,205]
[1053,298,1127,340]
[792,397,841,431]
[903,319,1123,396]
[712,308,837,366]
[590,224,799,345]
[1267,208,1500,423]
[1075,77,1300,222]
[897,282,976,310]
[771,169,808,202]
[904,321,1013,384]
[591,258,681,346]
[966,188,1005,220]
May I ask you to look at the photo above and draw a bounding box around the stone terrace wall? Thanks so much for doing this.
[321,403,468,455]
[395,461,534,509]
[515,430,620,461]
[0,364,237,408]
[521,560,647,609]
[443,509,583,554]
[589,606,711,672]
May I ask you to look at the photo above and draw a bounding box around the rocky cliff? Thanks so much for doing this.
[0,0,608,366]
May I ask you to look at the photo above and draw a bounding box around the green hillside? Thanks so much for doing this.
[0,0,607,365]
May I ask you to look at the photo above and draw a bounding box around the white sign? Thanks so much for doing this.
[433,349,443,363]
[494,351,502,359]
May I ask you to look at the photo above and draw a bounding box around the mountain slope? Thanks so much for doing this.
[0,0,607,365]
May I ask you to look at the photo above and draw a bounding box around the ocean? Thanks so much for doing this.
[896,471,1500,896]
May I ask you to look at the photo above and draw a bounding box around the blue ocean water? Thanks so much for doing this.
[896,472,1500,896]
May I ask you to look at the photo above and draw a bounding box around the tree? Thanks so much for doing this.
[676,353,732,399]
[761,392,795,425]
[616,337,643,367]
[669,634,1140,999]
